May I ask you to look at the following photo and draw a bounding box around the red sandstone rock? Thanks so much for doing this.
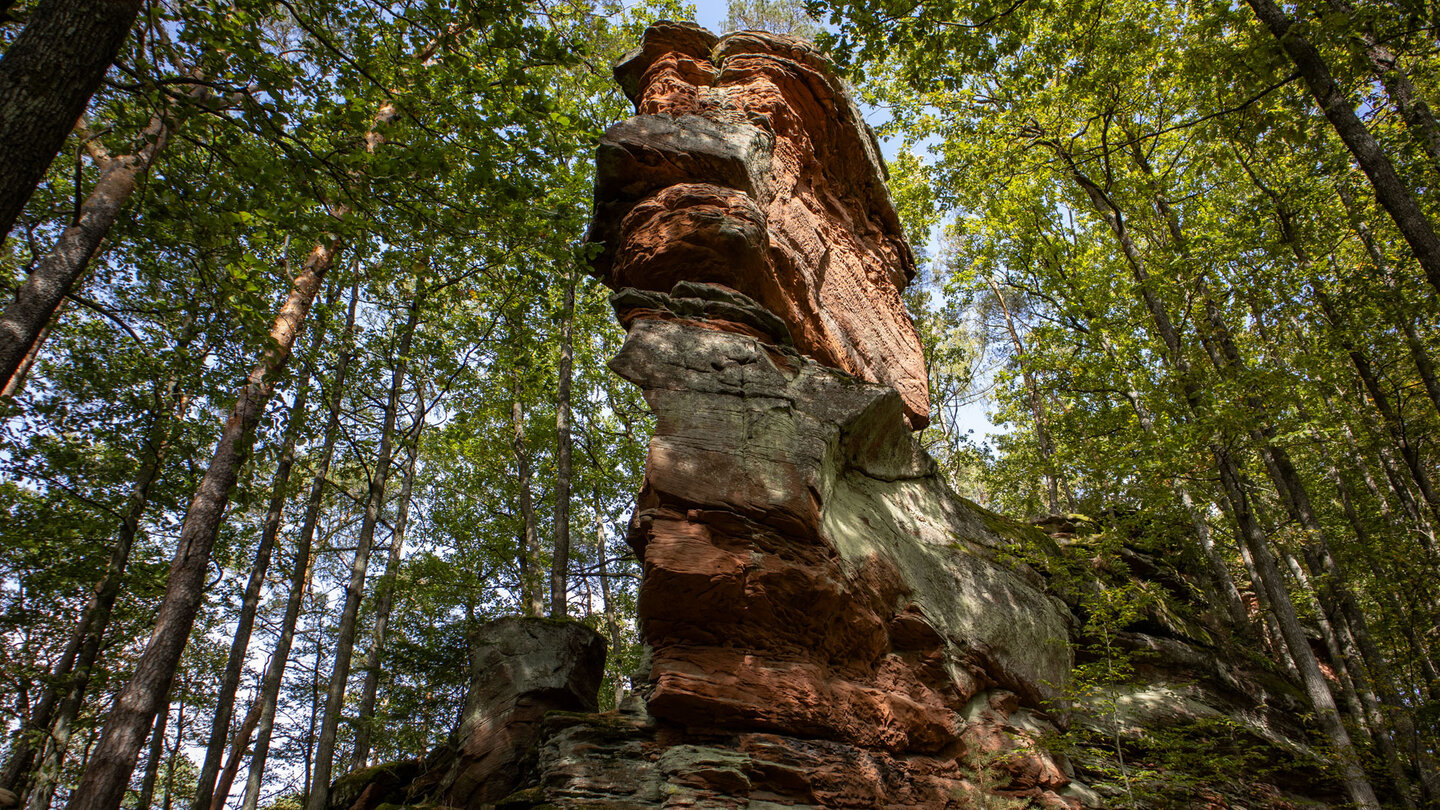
[590,22,931,428]
[598,280,1079,806]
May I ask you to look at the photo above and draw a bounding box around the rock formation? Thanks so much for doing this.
[555,23,1081,805]
[588,21,930,429]
[328,23,1353,810]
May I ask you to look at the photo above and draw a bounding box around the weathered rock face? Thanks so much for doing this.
[440,618,607,807]
[569,280,1082,807]
[588,21,930,429]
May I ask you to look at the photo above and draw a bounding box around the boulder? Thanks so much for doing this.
[440,617,607,808]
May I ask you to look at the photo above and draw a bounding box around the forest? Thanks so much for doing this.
[1,0,1438,807]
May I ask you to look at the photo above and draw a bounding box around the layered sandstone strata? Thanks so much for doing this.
[588,21,930,428]
[598,281,1082,806]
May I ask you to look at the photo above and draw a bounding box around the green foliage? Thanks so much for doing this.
[723,0,820,38]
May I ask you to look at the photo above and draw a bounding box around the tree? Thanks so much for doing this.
[0,0,144,239]
[723,0,819,38]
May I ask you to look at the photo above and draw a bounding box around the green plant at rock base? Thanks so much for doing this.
[950,747,1029,810]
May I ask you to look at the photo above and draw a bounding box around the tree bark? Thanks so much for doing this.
[306,298,418,810]
[1324,0,1440,168]
[240,281,359,810]
[594,492,625,708]
[0,101,182,391]
[192,364,315,810]
[1333,180,1440,418]
[349,378,425,771]
[1245,0,1440,297]
[62,237,337,810]
[159,691,186,810]
[206,700,261,810]
[550,268,577,617]
[1,316,51,400]
[512,395,542,618]
[0,0,144,239]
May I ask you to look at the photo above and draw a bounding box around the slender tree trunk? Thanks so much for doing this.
[158,692,185,810]
[1052,143,1380,808]
[62,237,337,810]
[0,0,144,239]
[1278,549,1371,734]
[985,275,1065,513]
[550,268,577,617]
[1322,291,1440,531]
[1245,0,1440,296]
[512,386,542,618]
[306,299,418,810]
[1216,458,1379,809]
[240,282,359,810]
[1174,485,1252,631]
[1333,180,1440,417]
[594,492,625,708]
[133,690,170,810]
[349,379,425,771]
[2,315,196,798]
[1324,0,1440,168]
[21,384,192,809]
[192,365,315,810]
[206,701,261,810]
[0,93,190,391]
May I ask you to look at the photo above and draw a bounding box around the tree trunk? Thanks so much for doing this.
[1333,180,1440,418]
[1278,549,1371,735]
[349,378,425,771]
[0,101,183,391]
[240,282,359,810]
[133,690,171,810]
[206,700,261,810]
[1174,485,1252,632]
[192,364,315,810]
[1052,142,1380,808]
[594,492,625,708]
[62,238,336,810]
[306,299,419,810]
[19,357,194,809]
[512,392,542,619]
[1,315,51,400]
[0,0,144,239]
[1324,0,1440,168]
[1245,0,1440,297]
[984,275,1065,514]
[1215,458,1380,809]
[550,268,577,617]
[158,691,186,810]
